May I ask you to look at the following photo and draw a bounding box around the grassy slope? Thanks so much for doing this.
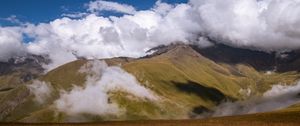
[6,110,300,126]
[1,45,300,122]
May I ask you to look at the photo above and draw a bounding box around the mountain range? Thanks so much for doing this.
[1,43,300,124]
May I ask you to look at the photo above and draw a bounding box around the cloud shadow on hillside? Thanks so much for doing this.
[172,80,229,105]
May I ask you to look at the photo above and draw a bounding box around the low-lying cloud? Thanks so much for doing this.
[1,0,300,71]
[206,82,300,117]
[27,80,53,104]
[55,60,158,116]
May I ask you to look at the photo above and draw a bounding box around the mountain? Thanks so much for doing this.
[0,43,300,123]
[0,55,47,88]
[193,43,300,72]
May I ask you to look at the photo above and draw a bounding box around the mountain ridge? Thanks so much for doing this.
[0,43,300,122]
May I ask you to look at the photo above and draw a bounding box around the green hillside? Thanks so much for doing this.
[0,44,300,122]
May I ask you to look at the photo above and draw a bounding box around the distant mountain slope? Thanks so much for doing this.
[0,55,49,121]
[0,44,300,122]
[193,43,300,72]
[0,55,46,90]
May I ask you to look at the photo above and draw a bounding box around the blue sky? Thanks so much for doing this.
[0,0,187,26]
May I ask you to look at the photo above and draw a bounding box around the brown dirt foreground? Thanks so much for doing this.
[1,110,300,126]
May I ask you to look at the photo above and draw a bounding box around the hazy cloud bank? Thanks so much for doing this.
[206,82,300,117]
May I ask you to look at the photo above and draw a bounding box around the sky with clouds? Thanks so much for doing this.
[0,0,187,25]
[0,0,300,71]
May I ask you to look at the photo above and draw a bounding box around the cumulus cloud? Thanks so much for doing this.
[0,0,300,71]
[55,60,158,116]
[87,0,137,15]
[20,1,200,71]
[27,80,53,104]
[152,0,175,16]
[0,27,26,62]
[190,0,300,51]
[206,82,300,117]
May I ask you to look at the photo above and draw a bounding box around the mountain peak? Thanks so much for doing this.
[145,42,300,72]
[144,43,201,59]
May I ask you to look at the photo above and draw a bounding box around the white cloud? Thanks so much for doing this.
[0,27,26,62]
[61,12,89,18]
[55,60,158,116]
[87,0,136,15]
[152,1,175,16]
[263,82,300,98]
[189,0,300,51]
[0,15,23,25]
[0,0,300,71]
[27,80,53,104]
[209,82,300,117]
